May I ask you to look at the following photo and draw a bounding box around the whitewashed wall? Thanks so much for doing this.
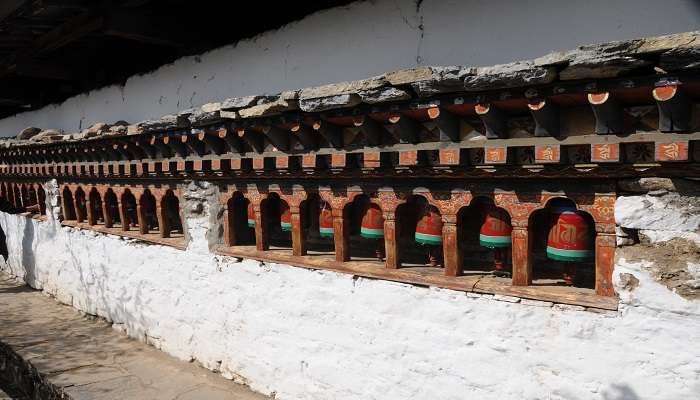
[1,182,699,400]
[1,0,699,135]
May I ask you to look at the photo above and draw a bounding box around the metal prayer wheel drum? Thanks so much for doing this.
[360,203,384,239]
[415,206,443,246]
[319,202,334,237]
[546,208,594,262]
[479,206,512,249]
[247,203,256,228]
[280,202,292,232]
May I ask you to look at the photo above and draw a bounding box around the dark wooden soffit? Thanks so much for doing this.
[0,0,354,119]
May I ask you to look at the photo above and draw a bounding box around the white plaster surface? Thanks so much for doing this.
[1,0,699,135]
[615,193,700,233]
[1,190,700,399]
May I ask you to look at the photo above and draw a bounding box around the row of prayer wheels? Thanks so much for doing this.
[244,199,594,282]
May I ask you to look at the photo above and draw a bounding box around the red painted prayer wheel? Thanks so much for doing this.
[280,202,292,232]
[360,203,384,239]
[546,208,594,262]
[415,206,443,246]
[479,205,512,249]
[319,202,334,237]
[247,203,256,227]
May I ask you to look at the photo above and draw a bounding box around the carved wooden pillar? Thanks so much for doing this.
[86,198,96,225]
[442,214,461,276]
[333,207,349,262]
[595,233,616,297]
[137,203,148,234]
[222,202,234,246]
[511,223,532,286]
[254,202,268,251]
[60,191,70,221]
[75,194,85,223]
[291,205,306,256]
[384,212,399,269]
[156,203,170,238]
[118,200,129,231]
[101,196,113,228]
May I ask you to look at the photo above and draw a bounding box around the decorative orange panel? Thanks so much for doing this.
[253,157,264,170]
[276,156,288,169]
[439,149,461,165]
[302,154,316,168]
[535,145,560,163]
[484,146,507,164]
[591,143,620,163]
[655,141,688,162]
[363,152,381,168]
[399,150,418,166]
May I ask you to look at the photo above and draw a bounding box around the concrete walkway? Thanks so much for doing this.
[0,273,267,400]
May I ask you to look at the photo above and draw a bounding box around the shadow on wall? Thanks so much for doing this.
[20,218,37,285]
[603,384,640,400]
[0,223,7,261]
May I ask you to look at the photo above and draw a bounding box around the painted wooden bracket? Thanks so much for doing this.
[352,115,384,146]
[475,103,507,139]
[162,135,188,158]
[587,92,623,134]
[196,130,226,155]
[236,127,265,153]
[290,122,318,150]
[425,107,460,142]
[149,136,173,158]
[216,128,243,153]
[134,138,158,159]
[527,99,559,137]
[386,114,420,144]
[653,83,691,132]
[180,133,206,157]
[313,120,343,148]
[260,125,289,151]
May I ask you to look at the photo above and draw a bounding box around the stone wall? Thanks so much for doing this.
[1,0,699,135]
[0,179,698,399]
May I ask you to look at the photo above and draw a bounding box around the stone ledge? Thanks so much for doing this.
[60,220,187,250]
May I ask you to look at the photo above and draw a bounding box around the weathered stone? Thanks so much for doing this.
[619,273,640,291]
[184,105,222,126]
[559,55,650,80]
[493,294,521,303]
[237,98,299,118]
[411,66,475,97]
[463,62,557,91]
[29,129,64,143]
[358,87,412,104]
[659,46,700,71]
[615,193,700,232]
[220,96,266,110]
[138,114,187,133]
[200,102,221,113]
[17,127,41,140]
[520,299,554,307]
[552,304,586,312]
[617,178,700,193]
[299,77,386,100]
[632,31,699,55]
[299,94,362,112]
[384,67,435,85]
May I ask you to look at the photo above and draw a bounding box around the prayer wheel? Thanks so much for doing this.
[479,205,512,276]
[415,207,443,246]
[546,207,594,285]
[360,203,384,239]
[360,203,384,261]
[319,203,334,237]
[280,202,292,232]
[247,203,256,228]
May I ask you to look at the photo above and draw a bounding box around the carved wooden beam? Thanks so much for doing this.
[196,130,226,155]
[312,119,343,149]
[386,114,420,144]
[217,127,243,153]
[260,125,289,151]
[425,107,460,142]
[180,134,206,157]
[653,83,691,132]
[149,136,173,158]
[162,135,188,158]
[236,127,265,153]
[527,99,560,137]
[475,103,508,139]
[352,115,384,147]
[587,92,623,134]
[290,122,318,150]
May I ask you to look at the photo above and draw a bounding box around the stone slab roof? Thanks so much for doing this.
[3,30,699,148]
